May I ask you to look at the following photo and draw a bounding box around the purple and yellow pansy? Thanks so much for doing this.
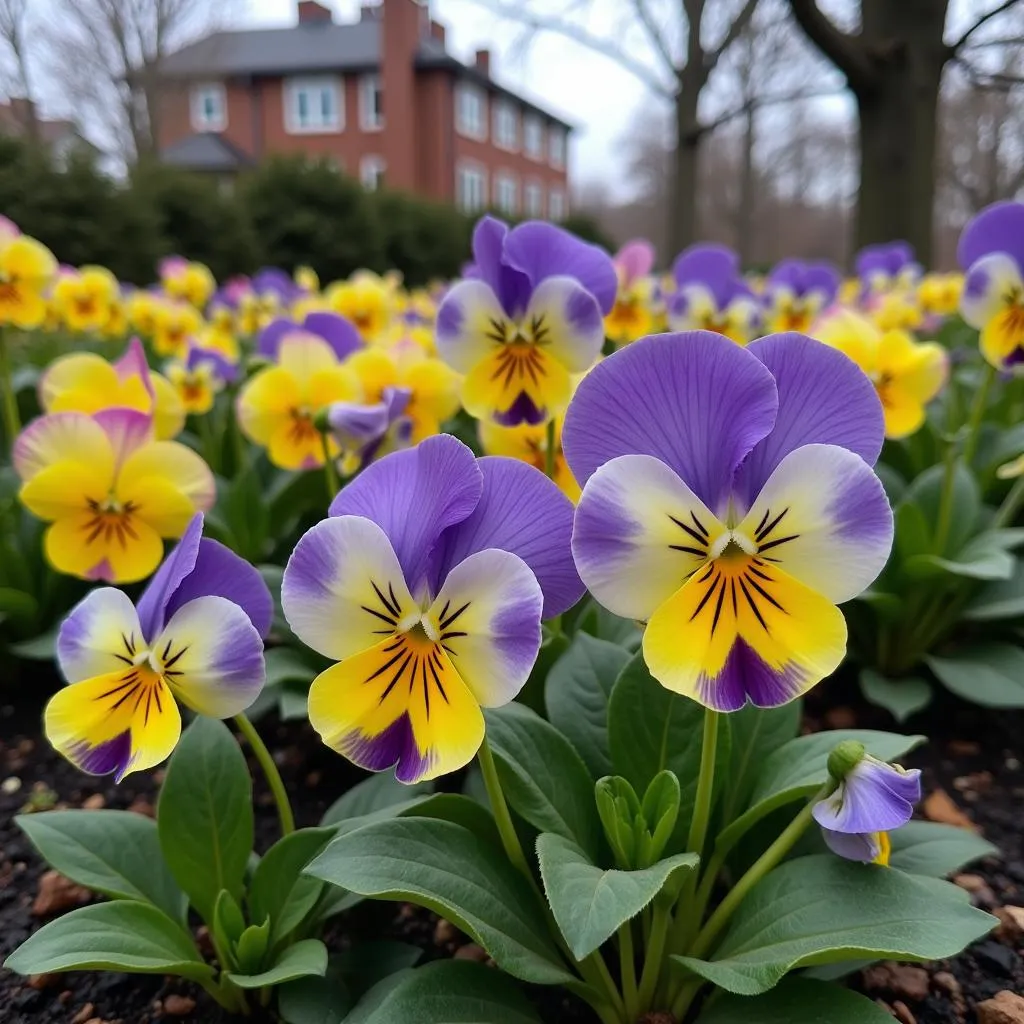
[667,244,760,345]
[45,514,270,780]
[762,258,839,334]
[282,434,584,783]
[565,331,893,712]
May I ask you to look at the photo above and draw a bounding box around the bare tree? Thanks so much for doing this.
[0,0,37,139]
[786,0,1024,264]
[38,0,239,164]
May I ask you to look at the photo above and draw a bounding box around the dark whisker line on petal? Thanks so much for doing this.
[378,652,413,703]
[758,533,799,553]
[440,602,470,630]
[361,605,398,626]
[365,648,408,683]
[668,514,708,546]
[710,583,727,637]
[690,511,709,538]
[689,573,720,621]
[670,544,706,556]
[730,578,738,616]
[745,574,786,613]
[756,508,789,542]
[738,577,770,633]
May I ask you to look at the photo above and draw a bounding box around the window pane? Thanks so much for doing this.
[298,91,309,124]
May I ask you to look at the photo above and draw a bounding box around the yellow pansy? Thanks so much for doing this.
[153,300,203,359]
[0,234,58,329]
[326,271,393,343]
[479,417,581,502]
[52,266,120,333]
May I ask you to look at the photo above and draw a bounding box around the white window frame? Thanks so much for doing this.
[360,155,386,191]
[549,126,566,169]
[523,114,544,160]
[494,171,518,215]
[359,73,383,131]
[548,186,566,221]
[493,99,518,151]
[455,82,487,141]
[190,82,227,132]
[456,161,488,213]
[524,179,543,217]
[284,75,343,134]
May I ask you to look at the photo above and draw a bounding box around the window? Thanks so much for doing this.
[523,114,543,160]
[190,82,226,132]
[493,99,518,150]
[548,187,566,221]
[456,82,487,140]
[495,172,518,214]
[285,76,342,133]
[456,162,487,213]
[549,127,566,168]
[360,156,386,191]
[359,73,383,130]
[524,180,543,217]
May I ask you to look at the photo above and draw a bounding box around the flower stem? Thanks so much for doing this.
[962,363,996,469]
[234,713,295,837]
[544,419,557,480]
[0,326,21,443]
[994,474,1024,529]
[477,734,531,878]
[320,431,340,503]
[688,710,719,857]
[636,898,671,1011]
[618,923,639,1020]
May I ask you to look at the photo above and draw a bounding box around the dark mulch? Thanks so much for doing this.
[1,676,1021,1024]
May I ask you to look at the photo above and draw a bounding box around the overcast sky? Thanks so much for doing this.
[246,0,660,199]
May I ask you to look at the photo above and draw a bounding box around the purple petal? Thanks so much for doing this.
[137,513,204,640]
[329,435,483,594]
[821,828,884,863]
[672,244,741,309]
[327,400,391,448]
[504,221,618,314]
[431,457,584,619]
[813,758,921,834]
[734,333,885,507]
[562,331,778,514]
[470,216,532,319]
[257,317,298,359]
[957,200,1024,273]
[615,239,655,285]
[699,637,811,712]
[186,344,237,382]
[304,311,364,361]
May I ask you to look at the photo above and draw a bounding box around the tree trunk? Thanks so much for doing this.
[737,102,757,266]
[669,84,701,257]
[854,0,949,265]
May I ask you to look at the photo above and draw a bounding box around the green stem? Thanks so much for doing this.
[636,898,671,1012]
[687,710,719,857]
[0,326,21,443]
[234,713,295,837]
[962,363,996,468]
[688,786,828,961]
[320,431,340,502]
[544,419,557,480]
[670,977,704,1023]
[478,735,531,878]
[933,438,959,554]
[994,474,1024,528]
[618,923,639,1020]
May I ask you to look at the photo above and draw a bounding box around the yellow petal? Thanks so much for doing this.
[20,462,99,521]
[237,366,302,445]
[118,441,215,513]
[462,345,571,425]
[44,510,165,583]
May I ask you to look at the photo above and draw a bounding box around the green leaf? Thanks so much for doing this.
[336,941,423,997]
[16,810,186,924]
[719,702,802,825]
[894,500,932,561]
[697,976,896,1023]
[344,960,542,1024]
[545,632,629,778]
[905,535,1014,581]
[157,717,254,923]
[537,833,697,958]
[577,600,642,650]
[4,900,213,982]
[484,703,602,859]
[715,730,924,856]
[249,827,335,944]
[213,889,246,953]
[927,644,1024,707]
[906,461,979,554]
[964,567,1024,621]
[229,938,328,988]
[607,654,732,848]
[396,792,503,852]
[305,818,573,985]
[10,624,58,660]
[889,821,998,877]
[321,771,433,827]
[675,855,994,995]
[0,586,37,626]
[264,646,319,688]
[234,918,271,975]
[859,670,932,723]
[278,963,351,1024]
[259,564,290,637]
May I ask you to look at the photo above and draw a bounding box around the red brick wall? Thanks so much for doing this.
[380,0,422,191]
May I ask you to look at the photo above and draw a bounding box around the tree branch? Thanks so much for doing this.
[690,84,845,141]
[949,0,1021,54]
[706,0,760,71]
[786,0,874,92]
[630,0,679,79]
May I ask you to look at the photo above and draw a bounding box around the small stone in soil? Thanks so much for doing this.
[953,873,998,906]
[32,870,91,916]
[433,919,459,946]
[82,793,105,809]
[924,789,977,831]
[2,775,22,794]
[974,940,1020,975]
[862,962,931,1002]
[892,1000,917,1024]
[977,991,1024,1024]
[994,905,1024,942]
[453,943,490,962]
[27,974,56,990]
[71,1004,95,1024]
[161,994,196,1016]
[948,740,982,756]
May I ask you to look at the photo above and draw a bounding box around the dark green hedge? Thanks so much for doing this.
[0,139,615,287]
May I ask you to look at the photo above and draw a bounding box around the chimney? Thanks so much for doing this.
[429,19,446,45]
[474,48,491,76]
[381,0,422,191]
[297,0,333,23]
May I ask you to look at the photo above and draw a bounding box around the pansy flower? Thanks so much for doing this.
[40,337,186,441]
[918,272,963,328]
[436,216,616,427]
[166,343,238,415]
[813,742,922,866]
[153,299,203,359]
[814,309,947,439]
[46,514,270,780]
[160,257,216,309]
[325,272,393,343]
[957,200,1024,370]
[258,310,363,363]
[565,331,893,711]
[15,408,215,582]
[0,233,57,329]
[237,331,361,470]
[479,416,581,503]
[282,434,584,783]
[667,244,760,345]
[52,266,120,333]
[762,259,839,334]
[325,386,413,474]
[605,239,656,345]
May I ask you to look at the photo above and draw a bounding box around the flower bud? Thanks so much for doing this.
[826,740,866,784]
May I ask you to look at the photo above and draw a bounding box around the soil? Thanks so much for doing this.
[1,675,1021,1024]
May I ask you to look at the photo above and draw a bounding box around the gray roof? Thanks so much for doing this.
[160,21,572,128]
[160,132,255,171]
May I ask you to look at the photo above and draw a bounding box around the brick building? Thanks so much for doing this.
[157,0,572,219]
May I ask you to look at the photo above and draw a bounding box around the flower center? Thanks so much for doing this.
[83,497,139,546]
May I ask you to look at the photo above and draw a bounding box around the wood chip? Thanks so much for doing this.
[977,991,1024,1024]
[923,789,977,831]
